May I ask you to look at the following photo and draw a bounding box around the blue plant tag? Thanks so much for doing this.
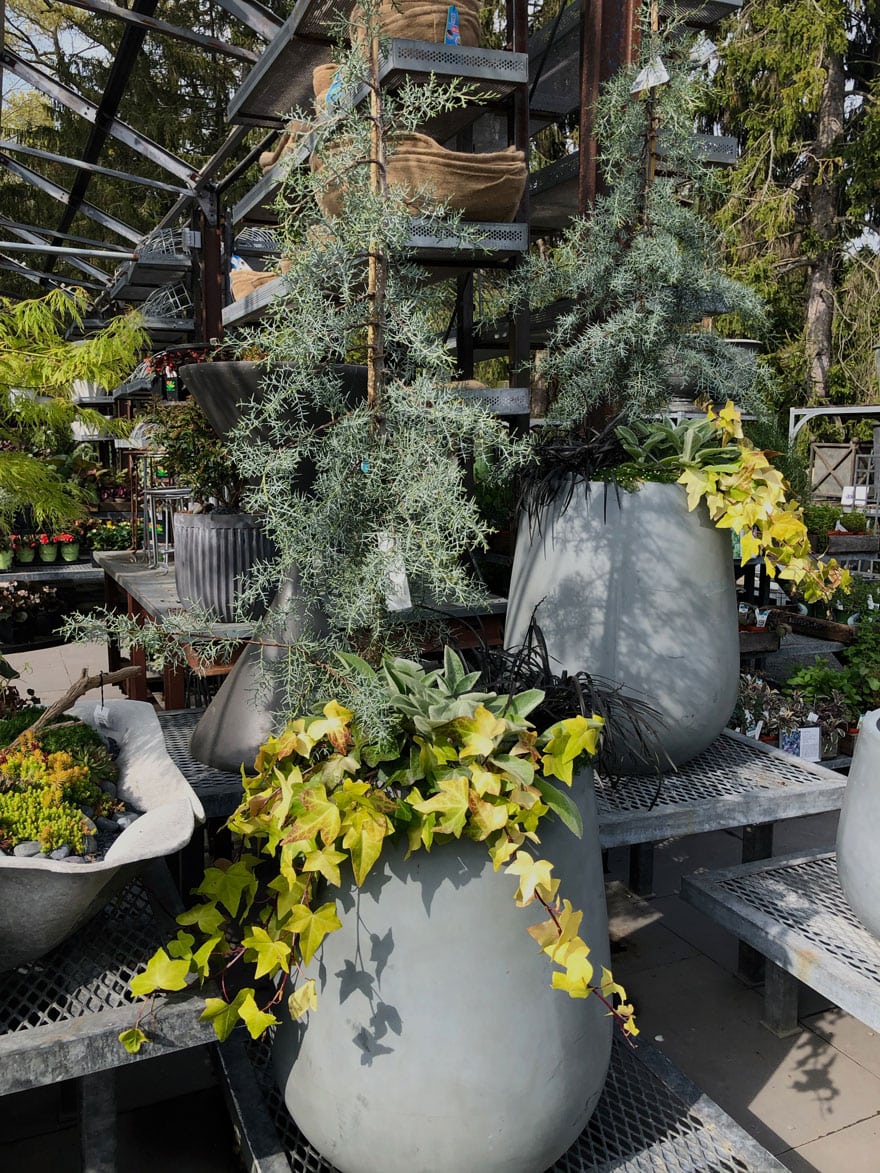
[444,6,461,44]
[325,70,344,108]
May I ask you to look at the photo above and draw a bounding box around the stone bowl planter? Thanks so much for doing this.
[506,480,739,773]
[837,708,880,939]
[173,510,274,623]
[273,769,611,1173]
[0,700,204,972]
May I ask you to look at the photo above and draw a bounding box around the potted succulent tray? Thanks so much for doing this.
[0,675,204,971]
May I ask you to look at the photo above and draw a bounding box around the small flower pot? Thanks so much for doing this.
[38,543,58,563]
[60,543,80,562]
[15,547,35,564]
[0,551,13,571]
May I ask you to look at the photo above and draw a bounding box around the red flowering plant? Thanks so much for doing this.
[11,535,36,551]
[38,533,56,546]
[54,532,77,544]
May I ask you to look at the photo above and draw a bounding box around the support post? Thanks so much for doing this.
[78,1069,117,1173]
[761,960,801,1038]
[738,822,775,983]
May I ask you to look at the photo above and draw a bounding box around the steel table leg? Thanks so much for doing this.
[738,822,774,984]
[79,1068,116,1173]
[761,959,801,1037]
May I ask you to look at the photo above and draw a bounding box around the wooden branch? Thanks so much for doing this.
[5,665,142,749]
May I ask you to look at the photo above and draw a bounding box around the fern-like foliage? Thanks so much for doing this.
[517,16,774,422]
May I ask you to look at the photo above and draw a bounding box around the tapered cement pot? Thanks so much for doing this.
[273,770,611,1173]
[837,709,880,939]
[0,700,204,971]
[505,480,739,773]
[178,362,367,773]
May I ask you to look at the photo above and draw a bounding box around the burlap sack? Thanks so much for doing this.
[230,270,277,301]
[258,120,310,175]
[351,0,481,45]
[313,63,341,111]
[313,132,527,222]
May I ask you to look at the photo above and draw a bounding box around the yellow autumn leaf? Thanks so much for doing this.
[409,775,470,837]
[467,791,510,840]
[505,850,554,905]
[288,979,318,1020]
[458,704,508,759]
[488,834,520,870]
[300,845,349,887]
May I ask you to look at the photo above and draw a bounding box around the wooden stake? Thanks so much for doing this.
[4,665,143,750]
[365,19,388,431]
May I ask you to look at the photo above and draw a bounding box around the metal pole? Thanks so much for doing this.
[0,242,137,259]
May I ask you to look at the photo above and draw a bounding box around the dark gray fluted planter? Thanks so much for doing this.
[837,709,880,940]
[506,480,739,773]
[273,769,611,1173]
[173,510,273,623]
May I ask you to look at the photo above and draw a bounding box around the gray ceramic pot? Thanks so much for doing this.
[836,709,880,939]
[273,769,611,1173]
[505,480,739,773]
[173,510,274,623]
[0,701,204,971]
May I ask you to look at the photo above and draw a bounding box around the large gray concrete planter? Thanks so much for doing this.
[505,480,739,773]
[837,708,880,939]
[0,700,204,971]
[173,510,274,623]
[273,770,611,1173]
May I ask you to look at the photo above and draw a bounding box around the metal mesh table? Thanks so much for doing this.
[681,850,880,1037]
[216,1030,784,1173]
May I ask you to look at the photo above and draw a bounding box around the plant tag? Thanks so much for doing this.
[751,719,764,740]
[93,703,111,727]
[378,532,412,612]
[806,710,819,724]
[631,56,670,95]
[798,725,821,762]
[325,69,344,108]
[755,608,770,629]
[444,6,461,43]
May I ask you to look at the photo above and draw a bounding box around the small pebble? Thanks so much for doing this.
[49,844,71,860]
[116,813,141,829]
[96,817,121,834]
[80,816,98,835]
[81,806,95,820]
[82,835,98,855]
[101,780,118,801]
[13,841,42,857]
[65,855,88,864]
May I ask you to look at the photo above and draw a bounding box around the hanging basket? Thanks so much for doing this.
[313,132,527,223]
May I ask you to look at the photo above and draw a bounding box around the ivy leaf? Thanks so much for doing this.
[492,753,535,788]
[200,990,251,1042]
[532,777,583,837]
[290,901,343,966]
[242,925,292,979]
[267,869,308,920]
[176,902,228,937]
[467,791,509,840]
[238,991,279,1039]
[541,715,604,785]
[457,705,508,759]
[167,931,195,960]
[119,1026,149,1054]
[192,935,224,980]
[488,834,520,870]
[341,807,389,885]
[285,784,342,847]
[288,979,318,1021]
[409,775,470,837]
[300,845,349,887]
[130,947,191,997]
[194,858,260,919]
[504,851,555,905]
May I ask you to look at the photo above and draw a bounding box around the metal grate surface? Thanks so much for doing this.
[381,40,528,89]
[142,281,193,319]
[698,853,880,985]
[0,880,168,1035]
[456,385,530,415]
[158,709,242,818]
[595,732,836,814]
[242,1031,779,1172]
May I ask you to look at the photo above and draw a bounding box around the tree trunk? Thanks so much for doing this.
[805,44,845,401]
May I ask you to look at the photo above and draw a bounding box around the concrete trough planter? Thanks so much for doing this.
[0,700,204,972]
[273,770,611,1173]
[837,708,880,940]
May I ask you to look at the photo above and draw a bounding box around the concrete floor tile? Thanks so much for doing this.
[803,1008,880,1080]
[625,953,880,1155]
[781,1113,880,1172]
[606,879,700,975]
[649,889,742,973]
[605,828,746,900]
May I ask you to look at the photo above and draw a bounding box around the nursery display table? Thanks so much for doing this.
[0,861,213,1171]
[681,850,880,1038]
[594,730,846,896]
[216,1028,785,1172]
[94,550,251,710]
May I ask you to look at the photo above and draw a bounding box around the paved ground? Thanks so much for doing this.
[1,643,878,1171]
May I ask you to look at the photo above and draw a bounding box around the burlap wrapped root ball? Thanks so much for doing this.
[350,0,481,47]
[258,120,310,175]
[311,132,527,223]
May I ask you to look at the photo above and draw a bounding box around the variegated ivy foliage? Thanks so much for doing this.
[119,651,637,1053]
[615,403,849,604]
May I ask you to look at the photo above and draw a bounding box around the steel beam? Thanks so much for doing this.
[0,255,106,290]
[1,50,197,185]
[0,139,189,194]
[212,0,283,40]
[0,218,121,250]
[0,242,137,259]
[52,0,259,63]
[0,152,141,242]
[0,218,111,281]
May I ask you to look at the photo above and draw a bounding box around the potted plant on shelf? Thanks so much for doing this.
[0,535,12,572]
[142,397,274,624]
[37,533,58,564]
[56,530,81,562]
[12,535,36,565]
[803,503,880,556]
[122,650,635,1173]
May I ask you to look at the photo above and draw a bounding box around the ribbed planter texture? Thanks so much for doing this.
[0,700,204,971]
[505,480,739,773]
[273,769,611,1173]
[179,361,367,773]
[836,709,880,940]
[173,510,273,623]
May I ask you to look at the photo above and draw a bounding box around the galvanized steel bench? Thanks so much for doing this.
[681,850,880,1038]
